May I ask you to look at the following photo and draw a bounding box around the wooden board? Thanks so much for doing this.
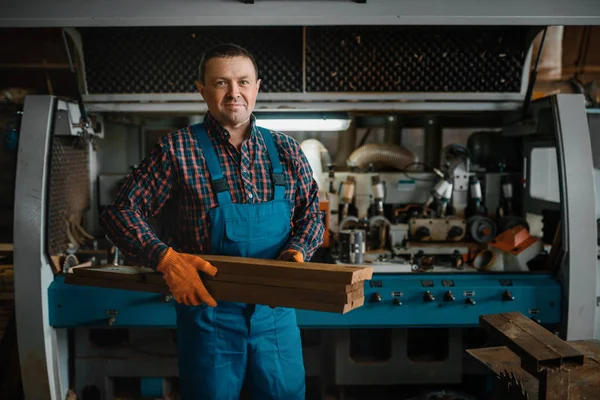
[480,312,585,374]
[200,254,373,284]
[203,280,364,305]
[146,270,362,293]
[211,273,363,292]
[69,266,364,304]
[78,262,368,293]
[64,274,364,314]
[67,256,373,314]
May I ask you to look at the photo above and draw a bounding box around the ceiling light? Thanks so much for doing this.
[254,112,351,132]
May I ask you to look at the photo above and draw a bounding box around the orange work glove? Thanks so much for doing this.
[157,248,218,307]
[278,249,304,263]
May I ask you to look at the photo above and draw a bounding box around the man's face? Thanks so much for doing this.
[196,56,261,128]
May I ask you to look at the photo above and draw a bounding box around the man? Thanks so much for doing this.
[100,43,325,399]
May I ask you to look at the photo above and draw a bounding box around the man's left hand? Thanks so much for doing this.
[278,249,304,263]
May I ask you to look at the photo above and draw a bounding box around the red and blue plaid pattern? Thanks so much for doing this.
[100,112,324,269]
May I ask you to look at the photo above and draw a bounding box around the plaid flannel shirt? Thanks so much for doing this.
[100,111,324,269]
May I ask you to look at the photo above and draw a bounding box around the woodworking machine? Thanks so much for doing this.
[10,20,600,400]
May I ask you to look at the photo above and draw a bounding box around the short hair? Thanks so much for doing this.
[198,43,259,84]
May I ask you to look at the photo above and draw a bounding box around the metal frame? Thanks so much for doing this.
[551,94,598,340]
[13,95,70,400]
[1,0,600,26]
[83,92,530,102]
[85,101,524,113]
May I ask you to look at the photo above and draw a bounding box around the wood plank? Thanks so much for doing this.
[146,271,363,293]
[74,262,370,292]
[480,314,563,374]
[67,272,363,305]
[212,273,363,292]
[64,275,363,314]
[480,313,584,375]
[0,244,13,254]
[203,280,364,305]
[201,254,373,284]
[500,312,584,365]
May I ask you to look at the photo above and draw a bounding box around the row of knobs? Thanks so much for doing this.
[370,290,515,305]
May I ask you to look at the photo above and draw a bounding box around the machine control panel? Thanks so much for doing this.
[294,273,562,328]
[48,273,561,329]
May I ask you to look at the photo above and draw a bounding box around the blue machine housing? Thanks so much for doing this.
[49,272,561,328]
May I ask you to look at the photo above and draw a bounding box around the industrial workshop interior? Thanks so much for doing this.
[1,1,600,400]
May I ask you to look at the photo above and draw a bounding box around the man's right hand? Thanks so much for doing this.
[157,248,218,307]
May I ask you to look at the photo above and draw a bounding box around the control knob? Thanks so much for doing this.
[370,292,382,303]
[503,290,515,301]
[423,291,435,302]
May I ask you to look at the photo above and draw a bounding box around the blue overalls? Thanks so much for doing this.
[174,123,306,400]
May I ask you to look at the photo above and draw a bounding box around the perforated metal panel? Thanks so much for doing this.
[80,27,303,94]
[80,26,535,95]
[305,26,533,93]
[47,137,90,256]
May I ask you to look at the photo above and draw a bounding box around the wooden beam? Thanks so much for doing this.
[480,312,584,375]
[66,256,373,314]
[64,274,364,314]
[200,254,373,284]
[205,273,363,293]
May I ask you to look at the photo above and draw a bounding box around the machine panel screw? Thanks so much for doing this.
[106,310,119,326]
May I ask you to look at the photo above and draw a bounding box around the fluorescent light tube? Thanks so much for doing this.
[255,118,351,132]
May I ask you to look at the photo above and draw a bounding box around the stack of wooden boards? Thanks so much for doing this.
[65,254,373,314]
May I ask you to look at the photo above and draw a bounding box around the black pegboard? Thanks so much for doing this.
[80,27,303,94]
[305,26,534,93]
[47,137,90,256]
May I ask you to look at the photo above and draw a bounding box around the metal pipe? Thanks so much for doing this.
[383,115,402,145]
[424,117,442,168]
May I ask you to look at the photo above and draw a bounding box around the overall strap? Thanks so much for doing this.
[258,127,285,201]
[192,123,233,206]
